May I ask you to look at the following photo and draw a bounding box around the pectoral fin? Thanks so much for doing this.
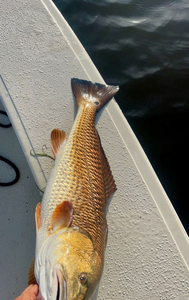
[51,129,66,157]
[51,201,73,232]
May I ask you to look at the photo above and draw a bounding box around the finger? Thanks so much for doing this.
[21,284,35,294]
[30,284,39,296]
[22,284,39,295]
[36,294,43,300]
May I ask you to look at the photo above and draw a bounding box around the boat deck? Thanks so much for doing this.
[0,0,188,299]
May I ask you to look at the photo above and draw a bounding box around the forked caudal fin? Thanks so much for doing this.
[71,78,119,111]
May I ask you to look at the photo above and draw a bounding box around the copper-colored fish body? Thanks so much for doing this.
[33,78,119,300]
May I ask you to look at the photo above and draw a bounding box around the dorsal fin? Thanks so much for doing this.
[100,144,117,202]
[51,129,66,157]
[51,201,73,232]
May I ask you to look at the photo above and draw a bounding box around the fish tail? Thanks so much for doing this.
[71,78,119,112]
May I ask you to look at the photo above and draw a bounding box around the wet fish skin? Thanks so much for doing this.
[30,78,119,300]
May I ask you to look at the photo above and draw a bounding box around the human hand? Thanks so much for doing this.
[15,284,39,300]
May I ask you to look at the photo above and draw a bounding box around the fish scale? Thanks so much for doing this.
[40,104,106,256]
[70,105,106,256]
[33,78,119,300]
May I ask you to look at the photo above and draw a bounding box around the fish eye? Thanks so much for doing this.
[78,273,87,285]
[94,101,100,106]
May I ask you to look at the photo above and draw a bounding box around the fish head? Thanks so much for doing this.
[60,248,102,300]
[56,229,103,300]
[35,228,103,300]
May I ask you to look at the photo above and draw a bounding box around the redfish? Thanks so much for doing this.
[28,78,119,300]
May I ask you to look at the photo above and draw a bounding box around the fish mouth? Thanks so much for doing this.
[56,268,67,300]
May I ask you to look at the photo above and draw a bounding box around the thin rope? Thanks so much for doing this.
[0,156,20,186]
[0,110,12,128]
[0,110,20,186]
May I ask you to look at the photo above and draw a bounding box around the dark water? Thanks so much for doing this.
[53,0,189,234]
